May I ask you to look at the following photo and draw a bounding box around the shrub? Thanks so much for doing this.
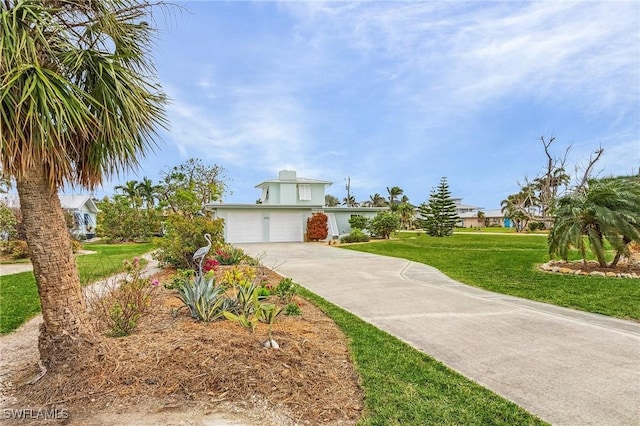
[88,257,159,337]
[97,196,162,242]
[71,239,82,253]
[368,211,401,239]
[528,221,546,231]
[10,240,29,259]
[284,302,302,316]
[306,212,328,241]
[213,244,245,265]
[165,269,194,290]
[0,203,17,240]
[341,229,370,243]
[348,215,369,230]
[274,277,298,303]
[153,214,224,269]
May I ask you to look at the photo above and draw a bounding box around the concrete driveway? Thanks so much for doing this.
[239,242,640,426]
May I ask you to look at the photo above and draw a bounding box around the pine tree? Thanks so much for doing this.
[418,177,460,237]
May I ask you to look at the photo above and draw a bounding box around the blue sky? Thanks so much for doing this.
[102,0,639,209]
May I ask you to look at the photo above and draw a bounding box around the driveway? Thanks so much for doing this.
[238,242,640,426]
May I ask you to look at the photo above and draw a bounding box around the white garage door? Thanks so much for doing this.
[225,211,263,243]
[269,212,304,242]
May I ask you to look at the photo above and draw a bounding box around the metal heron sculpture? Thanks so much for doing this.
[193,233,212,277]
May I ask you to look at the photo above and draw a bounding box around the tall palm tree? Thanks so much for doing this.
[387,186,404,206]
[342,195,359,207]
[549,177,640,268]
[115,180,142,209]
[136,177,158,210]
[1,1,167,368]
[365,193,387,207]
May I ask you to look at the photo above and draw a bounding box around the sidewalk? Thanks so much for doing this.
[239,242,640,426]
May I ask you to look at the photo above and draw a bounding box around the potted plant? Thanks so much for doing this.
[86,225,95,240]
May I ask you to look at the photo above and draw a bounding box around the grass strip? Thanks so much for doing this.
[344,234,639,320]
[0,242,153,334]
[300,288,547,425]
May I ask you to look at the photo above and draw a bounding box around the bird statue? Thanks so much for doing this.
[192,233,212,277]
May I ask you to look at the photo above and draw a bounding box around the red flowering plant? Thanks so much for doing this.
[203,258,219,273]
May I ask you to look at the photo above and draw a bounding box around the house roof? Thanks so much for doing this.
[255,170,332,188]
[255,176,332,188]
[59,195,99,213]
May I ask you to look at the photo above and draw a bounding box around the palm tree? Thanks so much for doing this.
[501,192,531,232]
[136,177,158,210]
[324,194,340,207]
[342,195,359,207]
[115,180,142,209]
[1,1,167,368]
[397,202,415,229]
[549,177,640,268]
[387,186,404,206]
[365,193,387,207]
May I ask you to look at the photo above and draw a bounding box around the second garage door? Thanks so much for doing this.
[269,212,304,242]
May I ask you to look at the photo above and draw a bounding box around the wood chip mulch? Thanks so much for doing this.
[9,266,364,425]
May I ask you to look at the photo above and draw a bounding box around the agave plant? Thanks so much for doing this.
[175,273,232,322]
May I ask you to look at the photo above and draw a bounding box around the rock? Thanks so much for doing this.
[559,267,573,274]
[263,338,280,349]
[590,271,606,277]
[605,272,617,278]
[551,266,561,273]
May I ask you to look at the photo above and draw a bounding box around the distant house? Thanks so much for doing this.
[0,193,99,237]
[459,208,510,228]
[60,195,99,237]
[209,170,388,243]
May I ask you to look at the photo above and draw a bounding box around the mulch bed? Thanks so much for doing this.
[8,266,364,425]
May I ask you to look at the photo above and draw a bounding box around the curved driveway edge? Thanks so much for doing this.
[239,242,640,426]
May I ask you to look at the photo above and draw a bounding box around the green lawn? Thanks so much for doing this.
[0,242,153,334]
[344,233,639,320]
[302,288,547,425]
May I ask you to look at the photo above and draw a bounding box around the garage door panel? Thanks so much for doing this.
[269,212,303,242]
[226,212,263,243]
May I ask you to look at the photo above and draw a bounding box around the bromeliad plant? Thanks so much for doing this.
[213,244,246,265]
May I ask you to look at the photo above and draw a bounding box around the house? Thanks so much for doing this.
[60,195,99,237]
[209,170,388,243]
[0,193,99,237]
[459,208,510,228]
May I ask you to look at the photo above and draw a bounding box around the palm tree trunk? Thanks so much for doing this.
[16,164,97,369]
[610,236,632,268]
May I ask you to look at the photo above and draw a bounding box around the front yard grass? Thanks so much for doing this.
[302,288,547,425]
[0,242,153,334]
[344,233,640,320]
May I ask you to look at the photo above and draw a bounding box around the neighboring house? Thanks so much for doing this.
[209,170,388,243]
[459,208,510,228]
[60,195,99,237]
[0,193,99,237]
[415,198,484,228]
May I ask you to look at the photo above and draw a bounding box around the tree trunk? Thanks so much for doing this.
[609,236,632,268]
[16,164,98,369]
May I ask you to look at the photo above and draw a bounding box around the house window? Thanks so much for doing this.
[298,184,311,201]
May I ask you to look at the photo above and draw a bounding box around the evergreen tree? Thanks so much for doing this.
[419,177,460,237]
